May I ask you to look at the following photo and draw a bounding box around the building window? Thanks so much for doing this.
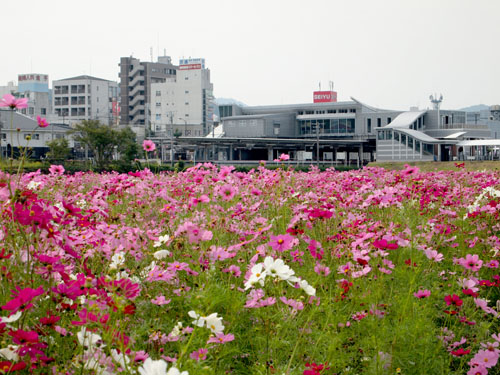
[185,90,189,94]
[156,103,161,107]
[156,91,161,96]
[184,77,188,80]
[185,102,189,105]
[377,118,381,127]
[41,108,46,115]
[156,114,161,121]
[367,118,372,133]
[273,122,280,135]
[387,117,391,124]
[29,108,34,115]
[185,114,189,117]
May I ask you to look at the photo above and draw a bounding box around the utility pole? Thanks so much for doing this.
[316,121,320,166]
[169,112,174,166]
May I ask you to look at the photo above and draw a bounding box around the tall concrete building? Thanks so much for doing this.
[52,75,119,126]
[119,56,177,126]
[17,73,51,120]
[150,58,214,137]
[0,81,18,98]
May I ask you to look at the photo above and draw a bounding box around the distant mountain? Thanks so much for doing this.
[214,98,247,107]
[460,104,490,112]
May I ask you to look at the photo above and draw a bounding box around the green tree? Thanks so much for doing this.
[71,120,138,169]
[46,138,71,161]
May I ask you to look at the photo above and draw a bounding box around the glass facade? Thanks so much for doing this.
[299,118,355,135]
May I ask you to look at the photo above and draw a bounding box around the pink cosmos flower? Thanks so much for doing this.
[268,234,294,252]
[459,254,483,272]
[486,260,499,269]
[142,140,156,152]
[207,332,235,344]
[218,184,237,201]
[190,348,207,361]
[279,297,304,311]
[474,298,498,317]
[37,116,49,128]
[222,265,241,277]
[151,295,171,306]
[278,153,290,161]
[49,164,65,175]
[0,94,28,109]
[414,290,431,298]
[467,365,488,375]
[424,249,444,262]
[470,349,499,368]
[314,263,330,277]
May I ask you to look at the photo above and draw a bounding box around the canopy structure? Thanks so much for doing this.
[457,139,500,147]
[443,132,467,139]
[384,111,427,129]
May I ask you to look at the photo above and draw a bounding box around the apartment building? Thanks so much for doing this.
[119,56,177,126]
[52,75,119,126]
[150,58,214,137]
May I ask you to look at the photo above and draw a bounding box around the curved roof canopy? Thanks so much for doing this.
[384,110,427,129]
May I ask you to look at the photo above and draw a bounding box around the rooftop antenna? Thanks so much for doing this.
[150,47,153,62]
[429,93,444,128]
[329,81,334,91]
[319,82,321,91]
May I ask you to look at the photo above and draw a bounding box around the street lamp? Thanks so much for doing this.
[178,117,187,137]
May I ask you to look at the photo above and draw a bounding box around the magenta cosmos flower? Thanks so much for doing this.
[268,234,294,252]
[0,94,28,109]
[142,140,156,152]
[37,116,49,128]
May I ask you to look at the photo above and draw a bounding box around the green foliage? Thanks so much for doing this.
[46,138,71,161]
[70,120,138,169]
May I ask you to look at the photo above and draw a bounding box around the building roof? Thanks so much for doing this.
[54,75,112,82]
[384,110,427,129]
[394,128,449,144]
[443,131,467,139]
[457,139,500,147]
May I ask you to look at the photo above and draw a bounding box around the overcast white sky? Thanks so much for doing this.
[2,0,499,110]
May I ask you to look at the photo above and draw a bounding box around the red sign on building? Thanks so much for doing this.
[313,91,337,103]
[179,64,202,70]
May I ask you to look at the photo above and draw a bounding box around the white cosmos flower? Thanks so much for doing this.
[138,357,169,375]
[109,251,126,270]
[204,313,224,334]
[154,235,171,248]
[263,257,295,281]
[166,367,189,375]
[111,348,130,368]
[299,279,316,296]
[77,328,104,348]
[153,249,171,260]
[0,345,19,361]
[27,180,42,190]
[188,311,224,334]
[244,263,267,290]
[0,311,22,324]
[188,310,205,327]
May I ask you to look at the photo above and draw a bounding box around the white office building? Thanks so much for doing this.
[150,58,214,137]
[52,75,119,126]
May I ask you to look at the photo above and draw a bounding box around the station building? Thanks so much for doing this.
[149,91,496,164]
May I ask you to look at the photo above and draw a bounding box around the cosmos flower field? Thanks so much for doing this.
[0,163,499,375]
